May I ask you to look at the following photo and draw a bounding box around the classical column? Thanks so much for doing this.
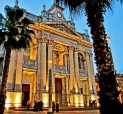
[66,77,69,94]
[47,39,54,92]
[14,50,23,91]
[37,38,41,100]
[7,50,16,84]
[90,54,96,94]
[86,53,93,92]
[40,37,47,96]
[64,54,68,71]
[69,46,75,92]
[74,49,82,93]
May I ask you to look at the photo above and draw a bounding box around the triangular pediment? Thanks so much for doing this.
[44,21,83,38]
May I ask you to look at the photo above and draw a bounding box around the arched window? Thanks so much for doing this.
[54,52,59,64]
[53,44,65,65]
[78,53,85,69]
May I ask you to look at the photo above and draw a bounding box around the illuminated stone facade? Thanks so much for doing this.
[3,3,97,108]
[116,74,123,103]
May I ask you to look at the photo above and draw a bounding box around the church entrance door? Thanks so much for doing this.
[55,78,62,105]
[22,84,30,107]
[55,78,62,93]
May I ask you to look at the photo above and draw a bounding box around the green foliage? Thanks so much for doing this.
[5,5,24,23]
[0,5,35,50]
[55,0,123,15]
[21,17,34,26]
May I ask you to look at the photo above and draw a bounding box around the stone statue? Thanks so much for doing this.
[43,4,46,10]
[15,0,18,6]
[84,29,88,35]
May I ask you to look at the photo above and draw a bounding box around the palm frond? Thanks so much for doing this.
[4,6,15,23]
[21,17,34,26]
[55,0,122,15]
[55,0,85,14]
[3,5,35,50]
[5,5,24,23]
[17,36,30,49]
[14,8,24,21]
[26,29,35,35]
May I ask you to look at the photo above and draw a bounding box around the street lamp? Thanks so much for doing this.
[47,61,53,114]
[106,36,110,41]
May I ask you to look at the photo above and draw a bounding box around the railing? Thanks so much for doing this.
[23,58,37,70]
[53,64,69,74]
[79,69,87,76]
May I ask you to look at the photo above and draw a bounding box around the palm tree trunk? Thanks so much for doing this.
[85,3,122,114]
[0,47,11,114]
[12,50,18,92]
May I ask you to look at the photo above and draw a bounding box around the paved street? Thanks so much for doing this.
[4,109,99,114]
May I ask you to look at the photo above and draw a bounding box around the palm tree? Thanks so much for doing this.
[0,5,35,114]
[55,0,123,114]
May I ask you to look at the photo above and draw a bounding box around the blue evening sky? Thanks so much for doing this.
[0,0,123,74]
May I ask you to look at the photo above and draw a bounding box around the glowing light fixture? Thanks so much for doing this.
[5,98,10,109]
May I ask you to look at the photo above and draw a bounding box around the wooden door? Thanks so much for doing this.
[22,84,30,106]
[55,78,62,93]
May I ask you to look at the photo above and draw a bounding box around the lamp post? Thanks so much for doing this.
[47,61,53,114]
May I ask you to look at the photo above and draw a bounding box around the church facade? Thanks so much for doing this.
[2,3,97,108]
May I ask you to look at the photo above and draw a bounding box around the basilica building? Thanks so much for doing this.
[1,3,97,108]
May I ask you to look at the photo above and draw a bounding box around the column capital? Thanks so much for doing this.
[48,39,54,45]
[68,46,74,51]
[41,38,47,43]
[85,52,93,57]
[74,47,79,52]
[37,38,42,43]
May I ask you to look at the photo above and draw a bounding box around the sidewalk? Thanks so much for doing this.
[11,106,99,111]
[5,109,99,114]
[4,106,99,114]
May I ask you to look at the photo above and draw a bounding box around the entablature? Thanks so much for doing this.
[29,22,93,48]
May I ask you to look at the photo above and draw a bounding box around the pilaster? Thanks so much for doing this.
[85,53,93,93]
[8,50,16,84]
[66,77,69,94]
[64,54,68,71]
[47,39,54,92]
[15,50,23,86]
[40,37,47,97]
[68,46,75,92]
[74,48,82,93]
[8,50,23,92]
[37,38,42,99]
[89,54,96,94]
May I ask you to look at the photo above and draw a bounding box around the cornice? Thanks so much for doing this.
[44,22,81,38]
[29,22,93,48]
